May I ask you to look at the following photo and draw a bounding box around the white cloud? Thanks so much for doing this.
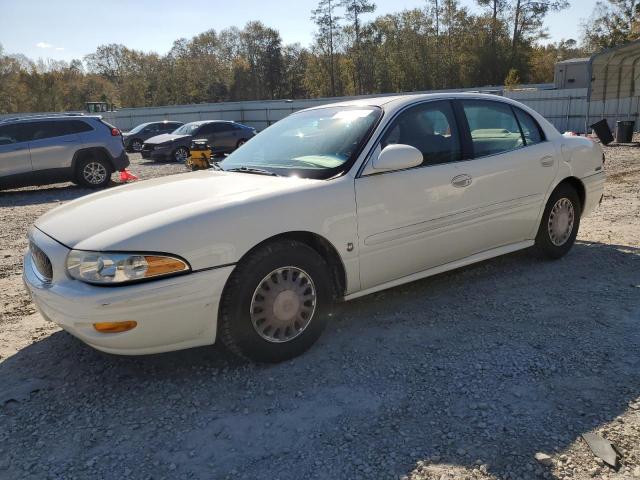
[36,42,53,49]
[55,47,64,51]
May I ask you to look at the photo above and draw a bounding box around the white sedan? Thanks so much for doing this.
[23,93,605,362]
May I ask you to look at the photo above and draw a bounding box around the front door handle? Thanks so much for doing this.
[451,174,472,188]
[540,156,555,167]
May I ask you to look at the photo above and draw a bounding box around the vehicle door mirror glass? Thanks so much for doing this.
[373,144,423,172]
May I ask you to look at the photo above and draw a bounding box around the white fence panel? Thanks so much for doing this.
[3,84,638,134]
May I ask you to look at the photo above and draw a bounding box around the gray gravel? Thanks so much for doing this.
[1,145,639,480]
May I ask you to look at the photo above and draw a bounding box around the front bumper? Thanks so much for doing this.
[141,147,172,161]
[23,227,234,355]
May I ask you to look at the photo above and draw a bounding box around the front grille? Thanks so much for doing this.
[30,242,53,282]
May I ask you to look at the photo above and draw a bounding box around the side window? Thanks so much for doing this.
[381,101,461,166]
[64,120,93,134]
[514,108,544,145]
[462,100,524,157]
[0,124,31,145]
[28,121,66,141]
[197,123,215,135]
[218,123,236,132]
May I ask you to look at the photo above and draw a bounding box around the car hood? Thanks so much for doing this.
[35,170,322,257]
[145,133,189,145]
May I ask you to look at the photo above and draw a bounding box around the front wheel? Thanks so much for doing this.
[130,139,143,152]
[534,183,581,259]
[219,240,333,363]
[172,147,189,163]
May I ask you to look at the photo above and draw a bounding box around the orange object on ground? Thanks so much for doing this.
[119,169,139,182]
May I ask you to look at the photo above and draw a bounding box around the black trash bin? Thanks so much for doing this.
[615,120,635,143]
[590,119,614,145]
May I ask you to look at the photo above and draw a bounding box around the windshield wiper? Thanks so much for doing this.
[226,166,278,177]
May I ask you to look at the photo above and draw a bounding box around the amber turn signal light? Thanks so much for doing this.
[93,321,138,333]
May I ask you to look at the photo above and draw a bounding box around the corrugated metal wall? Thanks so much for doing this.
[3,86,638,134]
[505,88,638,133]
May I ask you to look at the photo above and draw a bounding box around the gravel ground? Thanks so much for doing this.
[0,142,639,480]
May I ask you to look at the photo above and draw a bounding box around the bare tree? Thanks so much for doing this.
[312,0,342,96]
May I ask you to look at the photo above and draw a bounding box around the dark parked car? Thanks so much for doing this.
[122,121,183,152]
[0,114,129,189]
[141,120,257,162]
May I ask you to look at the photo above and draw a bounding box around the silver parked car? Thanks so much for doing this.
[0,114,129,189]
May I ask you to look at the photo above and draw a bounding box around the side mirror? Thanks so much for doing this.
[372,144,423,172]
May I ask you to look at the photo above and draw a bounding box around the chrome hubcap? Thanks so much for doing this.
[548,198,575,246]
[175,148,188,162]
[250,267,317,343]
[83,162,107,184]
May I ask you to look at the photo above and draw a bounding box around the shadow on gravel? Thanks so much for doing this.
[0,182,123,207]
[1,241,639,479]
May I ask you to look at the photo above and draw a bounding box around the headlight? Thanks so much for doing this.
[66,250,190,285]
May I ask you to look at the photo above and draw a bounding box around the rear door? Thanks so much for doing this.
[0,123,32,177]
[28,120,81,171]
[454,99,558,248]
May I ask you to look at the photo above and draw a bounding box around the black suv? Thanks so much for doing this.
[0,115,129,189]
[122,121,183,152]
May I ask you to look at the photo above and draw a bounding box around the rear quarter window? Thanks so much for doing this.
[64,120,94,134]
[513,108,545,145]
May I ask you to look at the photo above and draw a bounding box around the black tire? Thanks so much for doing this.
[130,139,143,152]
[219,240,334,363]
[172,147,189,163]
[75,155,112,189]
[534,183,581,259]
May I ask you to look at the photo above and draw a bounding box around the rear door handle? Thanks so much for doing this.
[451,174,472,188]
[540,156,555,167]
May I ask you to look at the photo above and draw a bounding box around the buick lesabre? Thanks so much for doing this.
[23,93,605,362]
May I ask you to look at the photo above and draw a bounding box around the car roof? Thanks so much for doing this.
[0,114,100,124]
[301,92,524,112]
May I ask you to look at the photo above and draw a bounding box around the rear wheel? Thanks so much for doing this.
[534,183,581,259]
[172,147,189,163]
[219,240,333,363]
[76,155,112,189]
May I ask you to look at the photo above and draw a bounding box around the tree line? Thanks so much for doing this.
[1,0,638,114]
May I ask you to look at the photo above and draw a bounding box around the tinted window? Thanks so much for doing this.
[196,123,216,135]
[0,123,31,144]
[462,100,524,157]
[27,121,69,141]
[382,100,461,166]
[64,120,93,134]
[218,123,236,132]
[514,108,544,145]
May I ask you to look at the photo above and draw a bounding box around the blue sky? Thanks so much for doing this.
[0,0,599,62]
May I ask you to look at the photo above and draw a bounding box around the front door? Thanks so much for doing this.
[355,100,473,290]
[27,121,80,172]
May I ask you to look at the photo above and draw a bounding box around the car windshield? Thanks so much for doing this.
[221,106,382,179]
[173,123,200,135]
[128,123,150,134]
